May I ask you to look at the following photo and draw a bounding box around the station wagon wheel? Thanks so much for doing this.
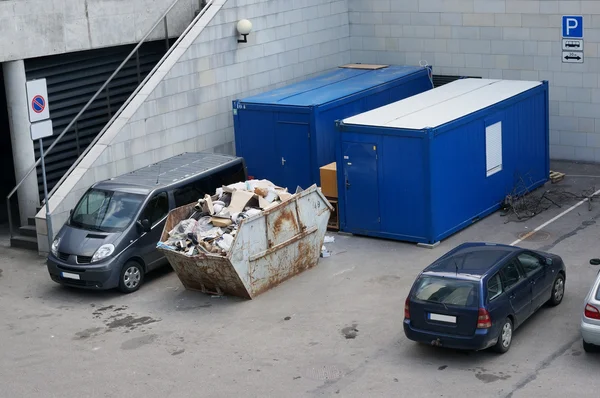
[118,261,144,294]
[493,318,513,354]
[549,274,565,306]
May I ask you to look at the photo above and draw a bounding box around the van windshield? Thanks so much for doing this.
[69,189,146,233]
[413,275,479,307]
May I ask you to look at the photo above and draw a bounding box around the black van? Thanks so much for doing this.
[47,152,247,293]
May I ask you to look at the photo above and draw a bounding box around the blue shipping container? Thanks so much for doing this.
[232,65,433,190]
[336,78,550,245]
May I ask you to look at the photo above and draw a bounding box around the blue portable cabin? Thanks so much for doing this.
[232,64,433,190]
[335,78,550,245]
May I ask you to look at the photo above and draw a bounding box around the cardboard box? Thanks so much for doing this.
[320,162,337,198]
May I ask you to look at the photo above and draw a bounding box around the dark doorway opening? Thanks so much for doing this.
[0,64,18,224]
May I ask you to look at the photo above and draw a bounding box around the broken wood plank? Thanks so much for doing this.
[550,170,565,184]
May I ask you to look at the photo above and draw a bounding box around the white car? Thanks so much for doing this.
[581,259,600,353]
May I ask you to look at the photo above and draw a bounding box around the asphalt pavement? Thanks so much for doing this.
[1,160,599,398]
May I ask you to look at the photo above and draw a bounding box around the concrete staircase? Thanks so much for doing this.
[11,212,39,251]
[10,0,218,254]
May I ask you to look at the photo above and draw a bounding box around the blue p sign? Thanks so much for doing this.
[562,16,583,38]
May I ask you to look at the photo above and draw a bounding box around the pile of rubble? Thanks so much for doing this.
[158,179,292,256]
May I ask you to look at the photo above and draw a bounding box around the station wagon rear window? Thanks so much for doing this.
[413,276,479,307]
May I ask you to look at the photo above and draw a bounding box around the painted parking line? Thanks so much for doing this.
[510,188,600,246]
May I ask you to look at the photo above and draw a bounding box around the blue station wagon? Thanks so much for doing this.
[403,242,566,353]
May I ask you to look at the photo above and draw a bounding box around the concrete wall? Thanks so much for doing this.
[349,0,600,162]
[0,0,202,62]
[37,0,350,253]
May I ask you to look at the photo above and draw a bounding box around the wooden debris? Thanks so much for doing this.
[550,170,565,184]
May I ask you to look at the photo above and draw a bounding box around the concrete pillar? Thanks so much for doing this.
[3,60,39,226]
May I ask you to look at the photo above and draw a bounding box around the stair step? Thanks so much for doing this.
[19,225,37,238]
[28,217,36,227]
[10,235,38,251]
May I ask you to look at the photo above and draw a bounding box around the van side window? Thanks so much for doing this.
[173,162,247,208]
[487,273,503,301]
[141,192,169,227]
[500,260,521,289]
[173,183,205,208]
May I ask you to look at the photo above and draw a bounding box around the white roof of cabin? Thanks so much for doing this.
[342,78,543,130]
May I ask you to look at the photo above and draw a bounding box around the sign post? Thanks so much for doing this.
[561,16,584,64]
[26,79,54,248]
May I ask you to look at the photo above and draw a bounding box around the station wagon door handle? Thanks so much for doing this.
[509,293,515,299]
[346,179,351,189]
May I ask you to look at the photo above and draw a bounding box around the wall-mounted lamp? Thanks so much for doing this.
[237,19,252,43]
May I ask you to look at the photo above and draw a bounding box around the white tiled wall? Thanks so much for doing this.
[37,0,350,253]
[348,0,600,162]
[0,0,202,62]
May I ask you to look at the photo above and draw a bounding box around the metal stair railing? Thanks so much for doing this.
[7,0,213,242]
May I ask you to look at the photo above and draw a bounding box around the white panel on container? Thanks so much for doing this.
[344,79,542,130]
[343,78,499,127]
[485,121,502,177]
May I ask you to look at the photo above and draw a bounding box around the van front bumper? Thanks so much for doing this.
[47,254,122,290]
[403,320,497,351]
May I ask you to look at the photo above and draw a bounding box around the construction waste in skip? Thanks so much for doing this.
[157,180,331,299]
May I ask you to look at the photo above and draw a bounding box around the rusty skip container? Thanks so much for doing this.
[157,184,332,299]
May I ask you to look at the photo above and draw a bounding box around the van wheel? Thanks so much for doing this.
[493,318,513,354]
[118,261,144,293]
[549,274,565,306]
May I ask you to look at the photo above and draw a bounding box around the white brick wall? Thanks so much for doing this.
[0,0,202,62]
[349,0,600,163]
[36,0,350,253]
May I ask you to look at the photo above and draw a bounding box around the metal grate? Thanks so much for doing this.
[58,252,70,261]
[24,40,173,200]
[77,256,93,264]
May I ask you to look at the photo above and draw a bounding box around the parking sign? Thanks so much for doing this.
[562,16,583,38]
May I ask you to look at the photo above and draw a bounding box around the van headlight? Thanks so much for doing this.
[51,237,61,257]
[92,244,115,263]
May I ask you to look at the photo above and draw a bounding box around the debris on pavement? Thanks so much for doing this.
[324,236,335,243]
[160,179,291,256]
[550,170,565,184]
[501,173,598,223]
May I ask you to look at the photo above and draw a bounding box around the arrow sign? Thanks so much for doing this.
[562,51,584,63]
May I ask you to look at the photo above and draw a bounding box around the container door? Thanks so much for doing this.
[277,122,312,190]
[342,142,380,232]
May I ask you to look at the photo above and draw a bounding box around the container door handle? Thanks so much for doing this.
[281,157,286,166]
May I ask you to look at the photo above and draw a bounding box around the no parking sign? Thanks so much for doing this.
[26,78,50,123]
